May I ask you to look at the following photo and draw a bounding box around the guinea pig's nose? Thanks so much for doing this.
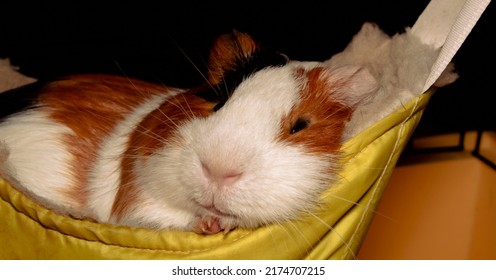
[201,162,242,187]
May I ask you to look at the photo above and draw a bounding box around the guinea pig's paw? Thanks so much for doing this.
[193,216,223,235]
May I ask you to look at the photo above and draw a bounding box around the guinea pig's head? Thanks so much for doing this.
[138,31,378,230]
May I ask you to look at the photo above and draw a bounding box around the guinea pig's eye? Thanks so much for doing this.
[290,117,310,134]
[212,100,226,112]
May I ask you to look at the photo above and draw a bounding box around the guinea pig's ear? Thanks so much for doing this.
[329,65,379,108]
[207,30,259,85]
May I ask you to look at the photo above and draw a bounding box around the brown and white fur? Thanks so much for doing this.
[0,31,377,234]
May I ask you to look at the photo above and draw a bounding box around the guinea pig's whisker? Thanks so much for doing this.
[93,112,169,146]
[179,94,195,120]
[285,220,313,255]
[219,80,230,99]
[268,219,306,255]
[248,201,316,255]
[118,149,153,159]
[131,125,170,144]
[147,106,181,130]
[114,61,151,100]
[172,40,221,97]
[159,96,192,121]
[306,212,357,260]
[116,59,200,127]
[324,194,394,222]
[269,221,292,253]
[323,108,350,121]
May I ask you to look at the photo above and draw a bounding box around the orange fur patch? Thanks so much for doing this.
[40,74,168,208]
[279,67,353,154]
[207,30,258,84]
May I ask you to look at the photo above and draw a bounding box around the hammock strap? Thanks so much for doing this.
[410,0,491,92]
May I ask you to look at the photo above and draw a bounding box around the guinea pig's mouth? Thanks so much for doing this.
[205,205,232,217]
[194,200,237,218]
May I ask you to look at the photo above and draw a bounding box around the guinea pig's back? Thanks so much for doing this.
[0,74,175,218]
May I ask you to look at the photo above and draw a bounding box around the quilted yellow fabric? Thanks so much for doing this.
[0,90,434,259]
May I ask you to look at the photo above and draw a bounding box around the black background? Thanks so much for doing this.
[1,0,494,136]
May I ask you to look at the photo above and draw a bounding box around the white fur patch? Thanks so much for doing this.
[0,110,75,211]
[86,92,175,222]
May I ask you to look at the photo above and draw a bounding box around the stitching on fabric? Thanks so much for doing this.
[342,96,422,260]
[0,180,254,255]
[96,231,254,255]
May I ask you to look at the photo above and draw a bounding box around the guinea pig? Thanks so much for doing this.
[0,31,377,234]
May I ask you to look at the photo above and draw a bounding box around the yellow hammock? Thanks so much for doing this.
[0,90,431,259]
[0,0,489,259]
